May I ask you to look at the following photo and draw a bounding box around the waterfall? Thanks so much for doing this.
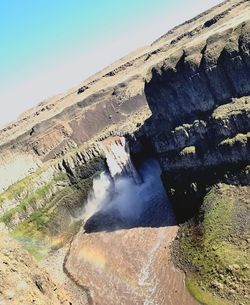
[82,172,113,221]
[100,136,141,184]
[81,159,175,232]
[80,136,175,232]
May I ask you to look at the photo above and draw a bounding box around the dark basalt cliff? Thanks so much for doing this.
[143,20,250,220]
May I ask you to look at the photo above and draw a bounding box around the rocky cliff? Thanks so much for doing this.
[0,1,250,304]
[0,0,248,251]
[143,18,250,220]
[138,7,250,303]
[0,107,149,259]
[0,0,248,192]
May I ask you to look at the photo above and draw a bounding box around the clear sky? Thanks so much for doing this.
[0,0,223,127]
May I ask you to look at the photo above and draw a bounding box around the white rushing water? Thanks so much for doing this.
[82,172,113,221]
[81,136,175,231]
[67,137,180,305]
[100,137,141,184]
[82,159,175,230]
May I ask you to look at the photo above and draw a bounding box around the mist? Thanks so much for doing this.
[82,160,175,233]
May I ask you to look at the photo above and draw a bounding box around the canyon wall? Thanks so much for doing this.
[0,87,147,192]
[1,0,248,193]
[0,0,249,247]
[0,2,249,304]
[143,20,250,220]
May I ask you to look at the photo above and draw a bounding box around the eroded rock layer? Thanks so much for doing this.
[143,20,250,220]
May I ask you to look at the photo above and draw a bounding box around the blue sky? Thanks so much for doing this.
[0,0,223,126]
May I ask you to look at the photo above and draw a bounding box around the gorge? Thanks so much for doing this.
[0,1,250,305]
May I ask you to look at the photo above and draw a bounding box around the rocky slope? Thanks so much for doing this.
[0,232,72,305]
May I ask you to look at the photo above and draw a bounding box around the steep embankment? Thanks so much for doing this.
[172,184,250,305]
[139,4,250,305]
[0,232,72,305]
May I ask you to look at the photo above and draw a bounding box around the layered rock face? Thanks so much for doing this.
[144,20,250,220]
[1,0,248,194]
[0,1,249,305]
[0,0,248,241]
[0,0,249,242]
[0,89,147,192]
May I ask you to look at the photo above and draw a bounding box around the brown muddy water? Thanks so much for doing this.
[63,159,198,305]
